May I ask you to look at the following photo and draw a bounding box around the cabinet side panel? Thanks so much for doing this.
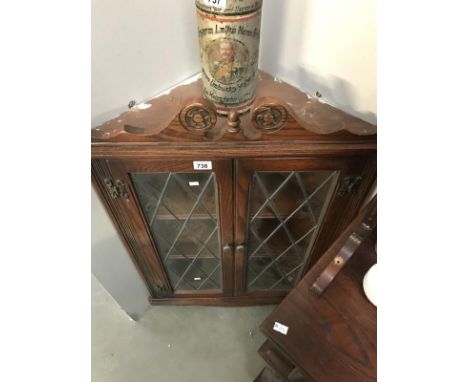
[300,153,377,275]
[92,159,158,297]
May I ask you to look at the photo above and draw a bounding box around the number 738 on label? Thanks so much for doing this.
[193,161,213,170]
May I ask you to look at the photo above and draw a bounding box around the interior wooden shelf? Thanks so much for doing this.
[153,210,311,221]
[154,213,217,221]
[166,254,221,260]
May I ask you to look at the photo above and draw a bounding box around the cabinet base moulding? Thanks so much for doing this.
[149,295,285,306]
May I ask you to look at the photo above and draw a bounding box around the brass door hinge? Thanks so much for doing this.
[104,178,129,199]
[337,176,363,197]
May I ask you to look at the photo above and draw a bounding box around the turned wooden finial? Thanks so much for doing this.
[227,110,241,133]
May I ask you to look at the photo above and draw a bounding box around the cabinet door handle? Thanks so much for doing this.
[223,244,234,255]
[236,244,245,255]
[234,244,245,263]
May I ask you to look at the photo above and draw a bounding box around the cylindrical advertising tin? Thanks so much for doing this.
[195,0,263,115]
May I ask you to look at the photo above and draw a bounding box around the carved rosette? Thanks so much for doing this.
[251,102,288,133]
[179,101,217,133]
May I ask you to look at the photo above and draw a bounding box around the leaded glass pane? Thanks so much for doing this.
[131,172,222,292]
[246,171,338,291]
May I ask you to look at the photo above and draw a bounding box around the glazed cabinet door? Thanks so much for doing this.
[234,155,376,298]
[92,158,234,299]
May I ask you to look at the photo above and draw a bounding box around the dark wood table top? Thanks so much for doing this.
[260,235,377,381]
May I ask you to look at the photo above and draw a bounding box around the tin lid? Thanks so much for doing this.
[195,0,262,16]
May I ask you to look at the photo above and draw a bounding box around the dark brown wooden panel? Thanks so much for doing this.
[259,234,377,381]
[92,159,163,296]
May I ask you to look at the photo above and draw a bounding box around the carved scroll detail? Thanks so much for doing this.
[179,99,217,133]
[251,102,288,134]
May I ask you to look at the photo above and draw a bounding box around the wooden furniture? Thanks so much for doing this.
[256,201,377,381]
[91,71,376,306]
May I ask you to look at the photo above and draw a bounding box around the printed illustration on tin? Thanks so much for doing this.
[207,38,249,85]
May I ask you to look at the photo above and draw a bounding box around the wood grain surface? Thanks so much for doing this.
[259,233,377,381]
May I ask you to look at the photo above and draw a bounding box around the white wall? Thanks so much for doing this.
[260,0,376,123]
[91,0,376,315]
[92,0,200,127]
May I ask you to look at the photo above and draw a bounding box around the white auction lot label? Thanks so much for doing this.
[203,0,227,9]
[193,161,213,170]
[273,322,289,335]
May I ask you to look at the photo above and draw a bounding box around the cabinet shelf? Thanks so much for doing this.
[165,257,222,291]
[166,254,219,260]
[141,198,217,221]
[153,213,216,221]
[153,211,318,221]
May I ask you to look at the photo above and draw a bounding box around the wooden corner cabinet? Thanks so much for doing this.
[91,71,377,306]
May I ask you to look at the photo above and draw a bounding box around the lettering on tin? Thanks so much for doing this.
[215,25,237,34]
[237,26,260,38]
[207,91,238,104]
[198,27,214,37]
[209,78,239,93]
[226,1,262,13]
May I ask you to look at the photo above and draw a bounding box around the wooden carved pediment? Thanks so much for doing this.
[91,71,376,144]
